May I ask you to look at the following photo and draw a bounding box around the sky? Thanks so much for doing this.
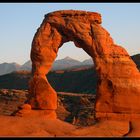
[0,3,140,65]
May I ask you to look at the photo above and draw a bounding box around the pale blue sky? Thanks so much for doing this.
[0,3,140,64]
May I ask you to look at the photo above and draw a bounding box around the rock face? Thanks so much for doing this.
[28,10,140,120]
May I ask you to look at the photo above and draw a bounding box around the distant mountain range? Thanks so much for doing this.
[0,63,21,76]
[0,54,139,93]
[51,56,93,71]
[0,57,94,76]
[0,54,140,76]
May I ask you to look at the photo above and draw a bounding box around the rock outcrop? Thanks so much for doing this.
[23,10,140,120]
[0,116,130,137]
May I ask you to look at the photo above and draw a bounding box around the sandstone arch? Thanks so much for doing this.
[26,10,140,120]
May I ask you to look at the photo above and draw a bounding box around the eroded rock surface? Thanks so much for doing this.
[0,116,130,137]
[26,10,140,120]
[70,120,130,137]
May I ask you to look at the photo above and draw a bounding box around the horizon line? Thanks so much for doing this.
[0,53,140,65]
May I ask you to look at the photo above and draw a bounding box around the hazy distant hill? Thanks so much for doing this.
[51,57,93,71]
[0,62,21,76]
[0,54,139,76]
[0,54,139,94]
[81,59,93,66]
[0,57,93,75]
[19,60,32,71]
[51,56,81,70]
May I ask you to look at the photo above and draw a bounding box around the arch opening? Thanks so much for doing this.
[48,41,97,95]
[47,41,98,125]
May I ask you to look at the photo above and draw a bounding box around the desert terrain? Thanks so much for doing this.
[0,9,140,137]
[0,89,133,137]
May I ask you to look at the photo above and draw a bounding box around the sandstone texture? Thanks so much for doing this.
[26,10,140,120]
[0,89,140,137]
[0,115,129,137]
[70,120,130,137]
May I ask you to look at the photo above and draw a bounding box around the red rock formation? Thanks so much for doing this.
[23,10,140,120]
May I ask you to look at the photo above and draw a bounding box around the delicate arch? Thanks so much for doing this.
[28,10,140,120]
